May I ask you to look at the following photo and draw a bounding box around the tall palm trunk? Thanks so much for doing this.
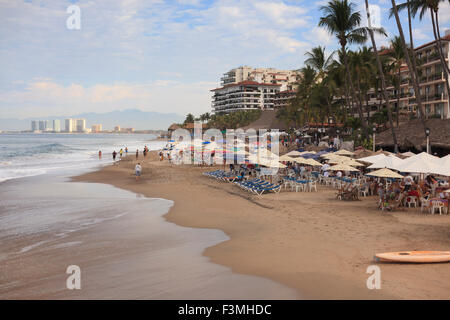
[405,0,422,120]
[365,0,398,152]
[391,0,427,135]
[342,45,368,134]
[434,11,450,74]
[431,11,450,119]
[396,67,401,127]
[356,73,366,124]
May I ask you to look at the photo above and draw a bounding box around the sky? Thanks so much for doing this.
[0,0,448,119]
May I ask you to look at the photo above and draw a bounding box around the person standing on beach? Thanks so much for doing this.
[136,149,139,159]
[125,147,128,154]
[98,150,102,159]
[135,163,142,181]
[112,150,117,162]
[119,149,123,158]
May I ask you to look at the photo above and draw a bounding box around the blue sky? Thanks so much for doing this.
[0,0,448,118]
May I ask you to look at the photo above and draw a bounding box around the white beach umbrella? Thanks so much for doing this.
[401,151,416,157]
[357,153,387,164]
[393,152,441,174]
[368,155,405,170]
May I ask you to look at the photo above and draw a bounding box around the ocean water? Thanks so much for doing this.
[0,133,299,299]
[0,133,165,183]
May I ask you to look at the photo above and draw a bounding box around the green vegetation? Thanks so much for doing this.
[182,110,262,130]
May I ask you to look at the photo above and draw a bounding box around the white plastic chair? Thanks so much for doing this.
[308,181,317,192]
[420,197,430,213]
[430,201,448,215]
[406,196,418,208]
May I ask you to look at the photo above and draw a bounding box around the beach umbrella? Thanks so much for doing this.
[293,157,310,165]
[366,168,403,179]
[400,151,416,157]
[357,153,387,164]
[279,155,297,162]
[285,150,303,157]
[338,159,366,167]
[329,164,360,172]
[393,152,441,174]
[305,158,322,166]
[334,149,355,156]
[367,155,404,170]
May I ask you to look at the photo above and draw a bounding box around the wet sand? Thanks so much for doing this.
[0,174,298,299]
[73,152,450,299]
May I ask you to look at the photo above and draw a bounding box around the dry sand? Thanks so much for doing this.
[74,151,450,299]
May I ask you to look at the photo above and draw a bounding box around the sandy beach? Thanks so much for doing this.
[72,152,450,299]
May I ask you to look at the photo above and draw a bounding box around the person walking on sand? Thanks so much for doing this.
[119,149,123,158]
[136,149,139,160]
[125,147,128,154]
[135,163,142,181]
[98,150,102,159]
[112,150,117,162]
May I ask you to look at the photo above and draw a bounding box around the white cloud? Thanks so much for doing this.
[0,79,216,118]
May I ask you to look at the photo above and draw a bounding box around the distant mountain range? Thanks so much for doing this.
[0,109,184,131]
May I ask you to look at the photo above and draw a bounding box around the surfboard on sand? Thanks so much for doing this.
[375,251,450,263]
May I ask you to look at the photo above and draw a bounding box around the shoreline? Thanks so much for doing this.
[74,151,450,299]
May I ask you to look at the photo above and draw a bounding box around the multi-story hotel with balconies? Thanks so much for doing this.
[211,80,281,114]
[349,31,450,120]
[212,66,301,114]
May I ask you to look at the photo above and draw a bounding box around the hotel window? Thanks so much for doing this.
[435,103,444,116]
[425,105,431,115]
[436,84,444,95]
[426,67,431,76]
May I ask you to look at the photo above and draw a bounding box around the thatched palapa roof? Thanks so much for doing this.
[376,119,450,151]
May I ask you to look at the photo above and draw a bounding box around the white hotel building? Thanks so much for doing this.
[212,66,301,114]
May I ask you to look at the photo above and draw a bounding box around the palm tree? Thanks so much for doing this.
[365,0,399,152]
[319,0,382,135]
[390,0,427,135]
[304,46,335,79]
[387,36,406,127]
[393,0,450,116]
[184,113,195,125]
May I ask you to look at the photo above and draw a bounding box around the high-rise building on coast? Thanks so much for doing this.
[212,66,301,114]
[53,119,60,132]
[65,118,73,132]
[38,120,46,131]
[220,66,301,91]
[31,120,38,132]
[64,118,86,132]
[91,124,102,133]
[76,119,86,132]
[211,81,281,114]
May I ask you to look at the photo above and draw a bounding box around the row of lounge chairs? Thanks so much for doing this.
[203,170,281,196]
[234,179,282,196]
[203,170,244,182]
